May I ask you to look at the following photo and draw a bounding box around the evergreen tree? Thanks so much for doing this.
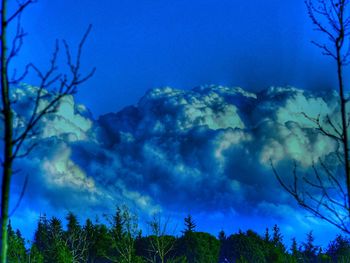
[264,227,270,242]
[7,221,26,263]
[48,242,73,263]
[112,207,123,241]
[34,214,49,255]
[218,230,230,263]
[66,212,80,235]
[94,223,112,261]
[27,245,44,263]
[47,217,72,263]
[176,232,220,263]
[218,230,226,241]
[290,238,303,263]
[291,238,298,256]
[226,230,266,263]
[183,215,196,234]
[83,219,97,263]
[272,224,285,251]
[327,234,350,262]
[301,231,318,263]
[48,217,64,242]
[99,206,142,263]
[65,212,88,262]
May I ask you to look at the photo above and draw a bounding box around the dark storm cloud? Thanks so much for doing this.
[9,85,342,238]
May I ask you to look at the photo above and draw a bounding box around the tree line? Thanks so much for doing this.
[4,206,350,263]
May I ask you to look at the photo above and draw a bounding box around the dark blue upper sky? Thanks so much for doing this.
[13,0,344,116]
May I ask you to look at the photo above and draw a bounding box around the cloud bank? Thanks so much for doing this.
[8,85,342,243]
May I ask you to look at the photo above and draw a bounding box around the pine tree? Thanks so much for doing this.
[108,207,125,261]
[7,221,26,262]
[111,207,123,242]
[264,227,270,242]
[48,217,64,242]
[302,231,318,262]
[218,230,228,263]
[47,217,72,262]
[66,212,80,235]
[34,214,49,254]
[93,224,112,261]
[290,237,303,262]
[83,219,97,263]
[304,231,316,252]
[218,230,226,241]
[179,215,197,263]
[272,224,283,248]
[327,234,350,262]
[260,226,287,262]
[291,238,298,256]
[183,215,196,234]
[27,245,44,263]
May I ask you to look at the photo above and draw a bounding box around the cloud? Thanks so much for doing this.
[7,84,343,243]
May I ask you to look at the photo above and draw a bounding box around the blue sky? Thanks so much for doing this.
[6,0,349,248]
[14,0,344,115]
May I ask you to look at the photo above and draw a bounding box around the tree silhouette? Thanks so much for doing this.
[327,234,350,261]
[183,215,196,234]
[103,206,142,263]
[9,208,350,262]
[290,237,302,262]
[7,221,26,262]
[301,231,319,262]
[272,224,285,251]
[65,212,88,263]
[145,214,176,263]
[272,0,350,235]
[0,0,94,261]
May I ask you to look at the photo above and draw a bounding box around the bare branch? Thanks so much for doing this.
[13,142,38,159]
[306,0,338,42]
[271,158,350,235]
[12,26,95,156]
[9,64,30,85]
[8,175,28,217]
[301,112,343,141]
[6,0,36,25]
[311,41,337,59]
[6,13,27,67]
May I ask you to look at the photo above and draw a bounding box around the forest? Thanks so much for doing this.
[6,206,350,263]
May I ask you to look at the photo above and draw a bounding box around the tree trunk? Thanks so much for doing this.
[337,52,350,214]
[335,4,350,215]
[0,0,13,262]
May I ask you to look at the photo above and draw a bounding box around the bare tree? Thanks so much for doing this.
[65,212,89,263]
[66,232,89,263]
[145,214,177,263]
[103,205,141,263]
[0,1,95,261]
[272,0,350,234]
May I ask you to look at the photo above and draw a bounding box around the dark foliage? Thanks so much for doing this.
[182,215,196,235]
[327,234,350,262]
[7,210,350,262]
